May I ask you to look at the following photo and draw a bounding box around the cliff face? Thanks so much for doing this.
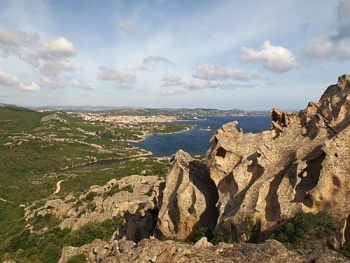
[205,74,350,245]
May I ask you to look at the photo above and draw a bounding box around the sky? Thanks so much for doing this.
[0,0,350,111]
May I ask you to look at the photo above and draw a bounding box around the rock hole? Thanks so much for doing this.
[303,194,313,208]
[332,176,341,187]
[335,153,338,157]
[216,147,227,158]
[344,214,350,245]
[294,152,326,202]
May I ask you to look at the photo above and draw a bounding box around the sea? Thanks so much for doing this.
[131,115,272,157]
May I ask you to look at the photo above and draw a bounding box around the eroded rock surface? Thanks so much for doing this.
[206,74,350,245]
[59,238,349,263]
[26,175,163,237]
[155,150,218,241]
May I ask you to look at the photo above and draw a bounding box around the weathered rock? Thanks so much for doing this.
[58,238,349,263]
[206,74,350,244]
[26,175,163,234]
[155,150,219,241]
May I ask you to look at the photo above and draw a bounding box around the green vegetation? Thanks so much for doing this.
[0,106,174,262]
[0,217,123,262]
[241,215,261,243]
[189,227,236,245]
[270,211,336,249]
[66,253,87,263]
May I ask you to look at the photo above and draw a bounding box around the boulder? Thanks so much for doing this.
[155,150,219,241]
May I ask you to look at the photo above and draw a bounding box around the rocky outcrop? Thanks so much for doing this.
[25,175,163,237]
[58,238,350,263]
[206,74,350,245]
[155,150,218,241]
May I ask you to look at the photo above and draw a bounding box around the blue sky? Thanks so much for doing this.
[0,0,349,110]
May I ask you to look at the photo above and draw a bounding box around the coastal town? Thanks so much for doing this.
[73,112,181,123]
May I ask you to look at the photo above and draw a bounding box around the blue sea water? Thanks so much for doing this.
[131,116,272,157]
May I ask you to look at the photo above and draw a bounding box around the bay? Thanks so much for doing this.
[131,115,272,157]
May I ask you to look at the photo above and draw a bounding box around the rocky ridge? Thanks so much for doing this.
[30,75,350,262]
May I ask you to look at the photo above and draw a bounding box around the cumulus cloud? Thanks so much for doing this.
[143,56,173,65]
[70,79,96,90]
[98,66,136,89]
[327,0,350,42]
[117,20,137,33]
[0,25,77,89]
[0,25,38,58]
[161,88,187,96]
[0,69,40,91]
[193,65,259,80]
[302,0,350,61]
[161,72,185,87]
[240,41,298,72]
[34,37,76,60]
[303,37,350,60]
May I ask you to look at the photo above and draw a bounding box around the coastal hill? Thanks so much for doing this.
[28,75,350,262]
[2,76,350,262]
[30,106,265,117]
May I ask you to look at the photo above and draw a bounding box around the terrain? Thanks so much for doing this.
[2,75,350,262]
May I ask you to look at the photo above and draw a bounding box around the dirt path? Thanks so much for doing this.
[53,180,64,195]
[0,197,12,203]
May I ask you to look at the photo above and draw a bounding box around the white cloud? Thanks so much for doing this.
[0,25,38,58]
[303,37,350,60]
[34,37,76,60]
[117,20,137,33]
[98,66,136,89]
[0,69,40,91]
[0,25,77,89]
[187,79,208,90]
[19,82,40,91]
[70,79,96,90]
[240,41,298,72]
[161,88,187,96]
[0,92,7,97]
[193,65,259,80]
[161,72,185,87]
[143,56,173,65]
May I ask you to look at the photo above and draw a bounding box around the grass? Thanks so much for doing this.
[0,105,173,262]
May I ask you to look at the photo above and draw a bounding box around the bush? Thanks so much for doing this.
[241,215,261,243]
[210,234,236,245]
[66,253,87,263]
[191,227,212,243]
[41,243,61,263]
[63,222,105,247]
[271,211,335,249]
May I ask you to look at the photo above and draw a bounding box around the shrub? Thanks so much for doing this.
[66,253,87,263]
[271,211,336,249]
[41,243,61,263]
[191,227,213,243]
[210,234,236,245]
[241,215,261,243]
[63,222,105,247]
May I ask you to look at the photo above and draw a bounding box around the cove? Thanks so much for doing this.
[131,115,272,157]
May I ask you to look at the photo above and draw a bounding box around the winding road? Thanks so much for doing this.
[53,180,64,195]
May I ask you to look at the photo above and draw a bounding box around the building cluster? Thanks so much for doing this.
[73,113,179,123]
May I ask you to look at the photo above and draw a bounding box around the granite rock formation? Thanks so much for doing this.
[206,74,350,245]
[154,150,218,241]
[25,175,163,238]
[58,238,349,263]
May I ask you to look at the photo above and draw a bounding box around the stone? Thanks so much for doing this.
[205,74,350,244]
[155,150,219,241]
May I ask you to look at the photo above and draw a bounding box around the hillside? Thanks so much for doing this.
[2,75,350,262]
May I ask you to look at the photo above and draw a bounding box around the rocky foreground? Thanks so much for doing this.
[30,75,350,262]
